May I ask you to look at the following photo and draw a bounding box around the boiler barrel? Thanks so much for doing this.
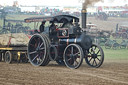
[59,33,92,49]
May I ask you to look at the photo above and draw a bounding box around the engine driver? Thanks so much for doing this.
[49,22,57,41]
[39,21,46,33]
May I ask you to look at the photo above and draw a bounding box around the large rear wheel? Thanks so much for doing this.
[27,34,49,66]
[63,44,84,69]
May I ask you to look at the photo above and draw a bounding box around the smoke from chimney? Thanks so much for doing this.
[82,0,103,9]
[82,0,127,9]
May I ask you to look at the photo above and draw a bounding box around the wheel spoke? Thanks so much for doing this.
[74,52,80,56]
[94,59,97,66]
[71,46,73,54]
[96,57,101,61]
[96,50,100,54]
[68,58,71,61]
[37,41,40,48]
[89,57,92,62]
[38,57,42,62]
[40,47,45,50]
[32,54,38,62]
[29,51,37,55]
[40,43,44,48]
[92,59,95,66]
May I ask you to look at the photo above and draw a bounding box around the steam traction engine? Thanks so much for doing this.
[25,15,104,69]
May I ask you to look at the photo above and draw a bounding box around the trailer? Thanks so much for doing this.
[0,33,29,63]
[0,47,28,63]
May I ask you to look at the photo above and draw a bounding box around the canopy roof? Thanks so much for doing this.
[5,19,24,23]
[24,15,79,23]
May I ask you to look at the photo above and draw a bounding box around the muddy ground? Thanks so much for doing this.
[0,17,128,85]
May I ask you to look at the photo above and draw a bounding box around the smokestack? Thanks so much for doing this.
[81,0,103,28]
[81,6,87,28]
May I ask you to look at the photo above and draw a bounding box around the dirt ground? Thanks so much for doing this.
[0,17,128,85]
[0,60,128,85]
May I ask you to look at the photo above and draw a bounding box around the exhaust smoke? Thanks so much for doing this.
[82,0,103,9]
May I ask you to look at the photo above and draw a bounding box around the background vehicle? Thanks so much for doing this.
[112,25,128,39]
[85,23,111,45]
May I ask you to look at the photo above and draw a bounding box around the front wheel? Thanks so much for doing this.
[63,44,84,69]
[85,44,104,68]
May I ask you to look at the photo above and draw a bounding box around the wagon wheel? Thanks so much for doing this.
[112,43,119,50]
[85,44,104,68]
[63,44,84,69]
[121,32,127,39]
[5,51,12,64]
[28,34,49,66]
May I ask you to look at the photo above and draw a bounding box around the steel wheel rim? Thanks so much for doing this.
[5,53,10,62]
[85,44,104,68]
[5,51,12,63]
[64,44,83,69]
[28,34,47,66]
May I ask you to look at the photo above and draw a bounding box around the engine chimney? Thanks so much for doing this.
[81,3,87,29]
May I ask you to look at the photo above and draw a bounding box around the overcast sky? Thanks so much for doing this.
[0,0,128,6]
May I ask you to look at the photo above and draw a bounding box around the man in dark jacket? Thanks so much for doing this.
[39,21,45,33]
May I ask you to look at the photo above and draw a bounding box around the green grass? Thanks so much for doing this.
[102,46,128,60]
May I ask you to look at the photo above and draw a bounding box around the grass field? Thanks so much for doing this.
[102,46,128,60]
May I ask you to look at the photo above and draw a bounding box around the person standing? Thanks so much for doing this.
[39,21,45,33]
